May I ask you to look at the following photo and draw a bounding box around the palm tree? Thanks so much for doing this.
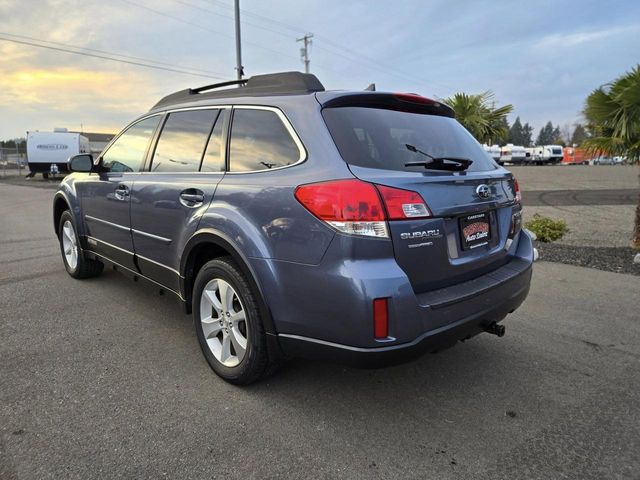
[443,91,513,145]
[583,65,640,249]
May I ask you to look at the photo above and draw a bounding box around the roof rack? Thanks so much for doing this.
[151,71,325,110]
[189,79,248,94]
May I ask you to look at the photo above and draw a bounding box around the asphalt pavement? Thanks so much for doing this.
[1,182,639,479]
[523,188,639,206]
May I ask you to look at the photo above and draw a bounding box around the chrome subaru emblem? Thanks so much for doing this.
[476,184,491,199]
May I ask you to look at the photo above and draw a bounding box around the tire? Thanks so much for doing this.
[193,256,274,385]
[58,210,104,279]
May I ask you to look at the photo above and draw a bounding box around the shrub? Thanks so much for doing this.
[524,214,568,242]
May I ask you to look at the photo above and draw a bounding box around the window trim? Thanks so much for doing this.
[97,114,163,173]
[199,109,229,173]
[145,108,223,174]
[103,104,307,176]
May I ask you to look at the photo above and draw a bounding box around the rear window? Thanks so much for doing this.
[322,107,498,173]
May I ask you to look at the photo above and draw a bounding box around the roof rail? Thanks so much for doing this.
[151,71,325,110]
[189,79,248,94]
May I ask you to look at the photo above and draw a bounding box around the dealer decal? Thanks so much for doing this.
[463,222,489,243]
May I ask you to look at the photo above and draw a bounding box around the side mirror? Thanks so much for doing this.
[69,154,93,173]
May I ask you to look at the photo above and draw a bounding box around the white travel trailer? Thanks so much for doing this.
[483,144,501,163]
[26,128,90,177]
[525,145,564,165]
[499,144,526,165]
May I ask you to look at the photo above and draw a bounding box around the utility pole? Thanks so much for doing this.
[234,0,243,79]
[297,33,313,73]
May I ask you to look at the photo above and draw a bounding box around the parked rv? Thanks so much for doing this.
[499,144,526,165]
[483,144,501,162]
[526,145,564,165]
[26,128,90,177]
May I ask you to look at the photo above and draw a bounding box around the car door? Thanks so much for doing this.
[129,108,227,292]
[79,115,161,270]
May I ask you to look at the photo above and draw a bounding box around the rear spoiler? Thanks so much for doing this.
[319,92,455,118]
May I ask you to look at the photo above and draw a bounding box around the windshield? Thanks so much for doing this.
[322,106,498,173]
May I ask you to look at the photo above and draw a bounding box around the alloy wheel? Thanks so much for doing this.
[199,278,248,367]
[62,220,78,270]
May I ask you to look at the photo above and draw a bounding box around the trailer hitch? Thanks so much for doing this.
[485,322,506,337]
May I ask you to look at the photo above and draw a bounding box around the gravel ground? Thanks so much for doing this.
[523,204,639,275]
[523,205,636,248]
[534,242,640,276]
[508,165,638,191]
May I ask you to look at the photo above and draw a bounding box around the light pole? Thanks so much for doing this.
[234,0,243,79]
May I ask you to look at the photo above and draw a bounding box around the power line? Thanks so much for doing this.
[119,0,301,64]
[201,0,457,92]
[0,31,222,76]
[164,0,348,77]
[0,36,224,78]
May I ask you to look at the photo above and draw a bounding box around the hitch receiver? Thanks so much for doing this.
[485,322,506,337]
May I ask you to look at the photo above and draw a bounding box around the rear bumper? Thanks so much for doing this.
[268,229,534,367]
[278,260,531,368]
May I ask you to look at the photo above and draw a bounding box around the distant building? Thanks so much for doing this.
[70,132,115,155]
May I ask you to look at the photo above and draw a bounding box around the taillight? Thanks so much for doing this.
[376,184,431,219]
[294,179,431,238]
[510,178,522,237]
[514,178,522,204]
[294,179,388,238]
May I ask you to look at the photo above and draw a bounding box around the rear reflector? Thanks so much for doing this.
[373,298,389,339]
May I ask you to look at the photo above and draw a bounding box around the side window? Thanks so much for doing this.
[200,109,227,172]
[101,116,160,173]
[150,109,218,172]
[229,109,300,172]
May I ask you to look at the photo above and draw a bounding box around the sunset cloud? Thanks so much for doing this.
[0,0,639,139]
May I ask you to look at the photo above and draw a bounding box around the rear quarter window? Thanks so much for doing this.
[229,108,301,172]
[322,107,498,173]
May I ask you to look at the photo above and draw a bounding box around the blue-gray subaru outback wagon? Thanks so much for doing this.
[53,71,533,384]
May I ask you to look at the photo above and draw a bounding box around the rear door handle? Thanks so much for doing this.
[180,189,204,207]
[114,184,130,201]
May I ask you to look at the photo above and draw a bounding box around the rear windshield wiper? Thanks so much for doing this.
[404,144,473,171]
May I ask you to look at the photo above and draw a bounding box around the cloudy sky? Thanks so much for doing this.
[0,0,638,140]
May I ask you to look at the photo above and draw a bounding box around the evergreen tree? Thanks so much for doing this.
[570,124,589,146]
[522,122,534,147]
[552,125,563,145]
[508,117,524,145]
[536,121,558,145]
